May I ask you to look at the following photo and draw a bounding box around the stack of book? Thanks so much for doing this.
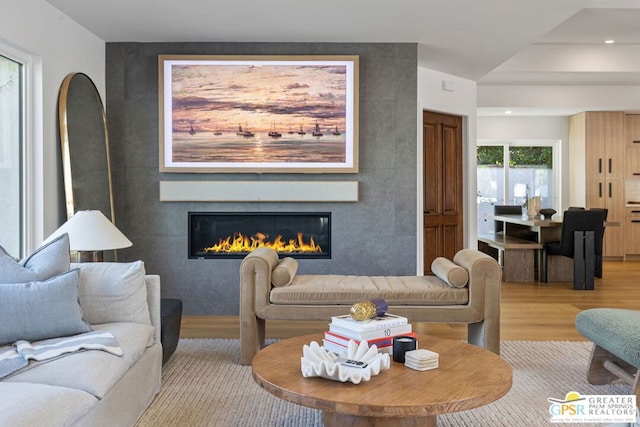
[323,313,415,355]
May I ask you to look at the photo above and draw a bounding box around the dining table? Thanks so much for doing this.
[490,213,618,283]
[491,214,563,282]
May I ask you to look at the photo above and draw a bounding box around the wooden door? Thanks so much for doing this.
[423,111,463,274]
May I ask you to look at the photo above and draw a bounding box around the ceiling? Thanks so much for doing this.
[46,0,640,113]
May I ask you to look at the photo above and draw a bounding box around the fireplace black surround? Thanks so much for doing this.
[188,212,331,259]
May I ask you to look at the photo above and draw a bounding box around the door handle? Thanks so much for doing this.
[609,182,612,198]
[609,158,612,174]
[599,182,602,198]
[599,158,602,173]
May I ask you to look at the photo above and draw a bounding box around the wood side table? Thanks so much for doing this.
[252,334,512,427]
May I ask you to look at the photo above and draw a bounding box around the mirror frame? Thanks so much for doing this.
[58,72,115,223]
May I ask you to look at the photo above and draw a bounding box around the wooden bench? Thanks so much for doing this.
[478,233,543,282]
[239,247,502,365]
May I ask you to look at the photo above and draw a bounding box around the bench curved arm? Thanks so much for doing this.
[454,249,502,354]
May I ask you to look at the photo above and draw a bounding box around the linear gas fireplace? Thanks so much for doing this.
[189,212,331,259]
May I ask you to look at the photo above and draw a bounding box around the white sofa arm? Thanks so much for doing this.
[145,275,161,345]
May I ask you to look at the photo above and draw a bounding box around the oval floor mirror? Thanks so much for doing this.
[58,72,115,223]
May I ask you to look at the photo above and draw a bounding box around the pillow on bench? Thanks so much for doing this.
[431,257,469,288]
[271,257,298,287]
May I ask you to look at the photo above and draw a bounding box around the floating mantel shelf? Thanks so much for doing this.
[159,180,359,202]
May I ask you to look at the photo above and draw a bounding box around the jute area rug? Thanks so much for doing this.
[136,339,634,427]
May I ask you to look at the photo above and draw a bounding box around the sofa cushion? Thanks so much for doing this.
[270,275,469,305]
[4,322,154,399]
[271,257,298,287]
[0,269,92,346]
[431,257,469,288]
[72,261,151,325]
[0,233,70,283]
[0,382,97,426]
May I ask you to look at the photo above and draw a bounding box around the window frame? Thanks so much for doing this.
[1,41,42,257]
[477,138,562,211]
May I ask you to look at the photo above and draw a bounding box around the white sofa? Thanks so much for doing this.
[0,235,162,426]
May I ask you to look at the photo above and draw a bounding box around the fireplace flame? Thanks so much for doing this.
[202,232,323,254]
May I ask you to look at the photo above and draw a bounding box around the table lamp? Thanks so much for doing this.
[44,210,132,262]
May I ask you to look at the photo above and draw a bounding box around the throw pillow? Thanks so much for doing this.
[0,234,70,283]
[271,257,298,287]
[431,257,469,288]
[0,269,92,346]
[73,261,151,325]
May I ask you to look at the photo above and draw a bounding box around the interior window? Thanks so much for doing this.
[477,141,558,234]
[0,53,23,256]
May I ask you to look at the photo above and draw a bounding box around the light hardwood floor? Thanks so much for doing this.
[180,260,640,342]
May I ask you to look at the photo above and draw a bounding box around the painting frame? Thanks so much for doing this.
[158,55,359,173]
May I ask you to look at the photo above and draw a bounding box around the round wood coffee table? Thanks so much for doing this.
[252,334,512,427]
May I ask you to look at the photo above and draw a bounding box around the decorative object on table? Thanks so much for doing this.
[392,335,418,363]
[404,349,439,371]
[349,298,388,320]
[527,196,541,218]
[43,210,132,262]
[539,208,556,219]
[301,340,390,384]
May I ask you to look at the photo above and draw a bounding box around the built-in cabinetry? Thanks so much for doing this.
[624,114,640,256]
[569,112,625,258]
[625,208,640,255]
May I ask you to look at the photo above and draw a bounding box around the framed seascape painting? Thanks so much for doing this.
[158,55,359,173]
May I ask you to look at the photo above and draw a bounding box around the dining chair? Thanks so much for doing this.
[542,210,605,289]
[588,208,608,278]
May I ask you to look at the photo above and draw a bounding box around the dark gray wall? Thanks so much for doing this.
[106,42,418,315]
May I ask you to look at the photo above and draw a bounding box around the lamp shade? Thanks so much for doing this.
[45,210,132,251]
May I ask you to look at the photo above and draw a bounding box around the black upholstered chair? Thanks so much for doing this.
[543,210,605,289]
[494,205,523,233]
[588,208,608,278]
[567,206,586,211]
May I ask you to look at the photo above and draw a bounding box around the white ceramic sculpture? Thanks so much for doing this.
[300,340,391,384]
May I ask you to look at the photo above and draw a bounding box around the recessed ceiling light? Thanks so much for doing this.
[605,40,615,44]
[505,110,513,115]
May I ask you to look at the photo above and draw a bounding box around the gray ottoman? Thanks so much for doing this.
[575,308,640,404]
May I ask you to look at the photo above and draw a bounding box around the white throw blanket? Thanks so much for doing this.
[0,330,123,379]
